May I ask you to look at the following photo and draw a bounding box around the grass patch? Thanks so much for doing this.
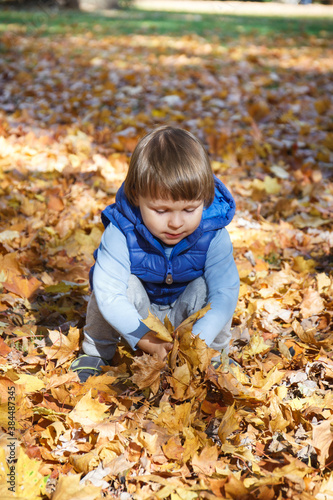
[0,7,332,43]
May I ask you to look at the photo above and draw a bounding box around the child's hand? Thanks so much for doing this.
[137,330,173,361]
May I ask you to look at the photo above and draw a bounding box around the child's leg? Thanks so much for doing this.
[72,275,152,381]
[82,275,151,360]
[82,291,120,360]
[168,277,233,361]
[209,319,232,355]
[167,276,208,328]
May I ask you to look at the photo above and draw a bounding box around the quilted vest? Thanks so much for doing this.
[93,176,235,305]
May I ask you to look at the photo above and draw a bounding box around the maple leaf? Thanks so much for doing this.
[51,474,101,500]
[44,327,80,366]
[3,274,41,299]
[300,288,325,319]
[130,352,165,395]
[142,310,173,342]
[67,389,109,430]
[310,417,333,467]
[218,404,240,444]
[192,445,219,476]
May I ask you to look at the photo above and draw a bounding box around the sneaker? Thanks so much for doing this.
[70,354,111,382]
[211,358,242,370]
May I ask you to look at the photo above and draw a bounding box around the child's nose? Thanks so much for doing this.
[168,212,183,229]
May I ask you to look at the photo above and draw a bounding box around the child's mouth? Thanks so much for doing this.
[165,232,183,239]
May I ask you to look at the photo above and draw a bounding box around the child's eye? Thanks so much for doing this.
[184,208,195,213]
[155,210,166,214]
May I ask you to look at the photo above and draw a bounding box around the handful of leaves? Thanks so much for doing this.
[131,304,219,397]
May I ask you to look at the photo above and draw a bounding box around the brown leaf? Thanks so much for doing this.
[44,327,80,366]
[130,352,165,395]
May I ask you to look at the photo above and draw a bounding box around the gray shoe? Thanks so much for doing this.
[70,354,111,382]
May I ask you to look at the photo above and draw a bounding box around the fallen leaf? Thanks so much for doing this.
[44,327,80,366]
[51,474,101,500]
[192,445,219,476]
[311,417,333,467]
[300,288,325,319]
[142,310,173,342]
[131,352,165,395]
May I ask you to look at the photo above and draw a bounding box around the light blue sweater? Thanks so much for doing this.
[92,223,240,350]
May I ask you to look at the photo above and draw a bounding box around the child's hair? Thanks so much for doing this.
[124,126,215,207]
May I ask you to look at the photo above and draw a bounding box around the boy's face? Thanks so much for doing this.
[138,196,204,245]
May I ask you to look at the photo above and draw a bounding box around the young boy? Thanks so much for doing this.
[71,126,240,382]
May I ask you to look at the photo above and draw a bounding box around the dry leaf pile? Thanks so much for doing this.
[0,17,332,500]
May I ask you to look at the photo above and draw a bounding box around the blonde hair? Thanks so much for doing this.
[124,126,215,207]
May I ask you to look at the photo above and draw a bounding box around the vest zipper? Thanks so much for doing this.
[165,261,173,284]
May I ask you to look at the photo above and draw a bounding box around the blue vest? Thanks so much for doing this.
[93,176,235,305]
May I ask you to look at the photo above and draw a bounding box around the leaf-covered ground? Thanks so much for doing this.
[0,7,332,500]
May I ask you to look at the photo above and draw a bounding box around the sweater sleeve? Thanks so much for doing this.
[192,228,240,347]
[92,223,150,349]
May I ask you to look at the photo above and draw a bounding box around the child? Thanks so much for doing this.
[71,126,240,382]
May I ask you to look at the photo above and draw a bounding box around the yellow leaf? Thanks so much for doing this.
[70,450,100,474]
[162,435,184,461]
[179,333,218,373]
[168,363,191,400]
[142,310,173,342]
[74,226,103,256]
[267,396,290,433]
[151,401,193,433]
[263,175,281,195]
[68,389,109,429]
[14,447,46,500]
[14,374,45,393]
[171,490,198,500]
[182,427,201,462]
[218,404,240,444]
[152,109,167,118]
[242,333,270,359]
[316,472,333,500]
[0,445,8,483]
[51,474,101,500]
[293,256,316,273]
[317,272,331,292]
[41,421,66,449]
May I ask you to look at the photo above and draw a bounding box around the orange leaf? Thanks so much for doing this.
[0,337,11,357]
[3,275,41,299]
[192,445,219,476]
